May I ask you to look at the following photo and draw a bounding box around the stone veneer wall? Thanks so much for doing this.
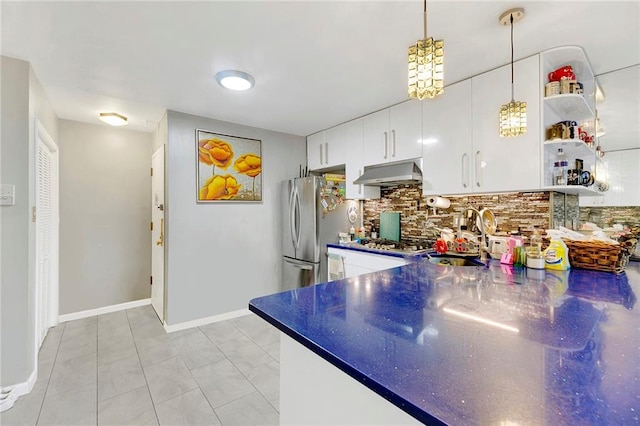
[550,192,580,230]
[362,185,552,242]
[579,206,640,228]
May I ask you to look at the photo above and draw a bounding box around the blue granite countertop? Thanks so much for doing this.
[249,260,640,425]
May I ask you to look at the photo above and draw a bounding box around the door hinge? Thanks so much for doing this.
[32,206,37,222]
[150,276,153,285]
[150,167,153,176]
[150,221,153,231]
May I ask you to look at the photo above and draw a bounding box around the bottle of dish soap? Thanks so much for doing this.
[543,238,571,270]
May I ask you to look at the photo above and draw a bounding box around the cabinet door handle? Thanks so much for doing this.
[358,169,362,194]
[383,132,388,159]
[319,144,323,165]
[325,143,329,164]
[391,129,397,157]
[462,153,468,188]
[475,151,482,187]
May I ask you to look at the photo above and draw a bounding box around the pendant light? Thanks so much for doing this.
[499,8,526,137]
[408,0,444,100]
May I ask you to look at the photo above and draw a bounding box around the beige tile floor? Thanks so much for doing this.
[0,305,280,425]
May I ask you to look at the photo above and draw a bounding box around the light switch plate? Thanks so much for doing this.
[0,184,15,205]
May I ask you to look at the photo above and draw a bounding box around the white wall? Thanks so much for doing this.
[0,56,58,387]
[165,110,305,325]
[57,120,152,315]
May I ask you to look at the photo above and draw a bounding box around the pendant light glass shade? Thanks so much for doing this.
[408,0,444,99]
[499,8,526,137]
[499,101,527,137]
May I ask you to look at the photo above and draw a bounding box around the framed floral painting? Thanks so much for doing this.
[196,129,262,202]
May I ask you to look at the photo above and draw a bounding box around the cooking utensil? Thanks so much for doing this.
[478,208,497,235]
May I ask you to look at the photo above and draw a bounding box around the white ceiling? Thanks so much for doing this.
[2,1,639,149]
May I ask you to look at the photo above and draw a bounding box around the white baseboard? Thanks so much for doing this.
[164,308,251,333]
[0,368,36,413]
[58,298,151,323]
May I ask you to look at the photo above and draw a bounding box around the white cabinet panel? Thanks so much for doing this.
[389,101,423,162]
[620,149,640,206]
[345,118,380,200]
[422,79,473,195]
[327,247,406,279]
[580,149,640,206]
[307,132,325,171]
[324,124,347,169]
[471,55,541,193]
[307,125,346,171]
[363,109,390,166]
[363,101,422,168]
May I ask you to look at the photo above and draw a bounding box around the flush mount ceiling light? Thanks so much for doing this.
[215,70,255,91]
[99,112,128,126]
[499,8,527,137]
[408,0,444,100]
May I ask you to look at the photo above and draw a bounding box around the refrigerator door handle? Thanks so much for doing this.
[294,187,302,249]
[290,262,312,270]
[289,186,297,250]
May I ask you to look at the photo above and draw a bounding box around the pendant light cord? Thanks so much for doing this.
[423,0,427,39]
[510,13,515,102]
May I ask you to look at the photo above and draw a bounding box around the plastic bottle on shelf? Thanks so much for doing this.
[554,148,567,185]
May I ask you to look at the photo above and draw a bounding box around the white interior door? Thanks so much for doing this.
[151,146,165,322]
[35,120,59,350]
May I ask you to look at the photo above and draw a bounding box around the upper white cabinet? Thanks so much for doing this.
[423,56,541,196]
[540,46,598,195]
[580,149,640,206]
[363,101,422,167]
[422,79,473,195]
[471,54,542,193]
[307,124,347,171]
[345,118,380,200]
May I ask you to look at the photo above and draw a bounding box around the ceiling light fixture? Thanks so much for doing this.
[215,70,255,91]
[408,0,444,100]
[98,112,128,126]
[499,8,526,137]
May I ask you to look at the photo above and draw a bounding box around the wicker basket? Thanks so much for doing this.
[561,238,637,274]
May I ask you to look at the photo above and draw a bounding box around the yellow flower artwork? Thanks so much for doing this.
[196,130,262,202]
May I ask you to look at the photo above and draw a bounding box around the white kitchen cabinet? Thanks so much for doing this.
[362,101,422,167]
[471,54,541,193]
[580,149,640,206]
[307,131,325,171]
[307,124,347,171]
[422,79,473,195]
[327,247,406,279]
[345,118,380,200]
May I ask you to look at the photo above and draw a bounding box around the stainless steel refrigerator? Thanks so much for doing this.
[281,176,357,291]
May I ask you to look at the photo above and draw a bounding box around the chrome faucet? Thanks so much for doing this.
[457,207,489,263]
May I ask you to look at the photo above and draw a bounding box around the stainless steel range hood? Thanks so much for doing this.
[353,159,423,186]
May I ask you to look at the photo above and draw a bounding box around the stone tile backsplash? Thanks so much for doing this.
[360,184,637,243]
[362,185,552,241]
[580,206,640,228]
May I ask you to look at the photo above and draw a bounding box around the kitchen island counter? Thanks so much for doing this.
[249,260,640,425]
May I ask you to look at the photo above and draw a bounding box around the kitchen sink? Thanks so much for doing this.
[426,254,485,267]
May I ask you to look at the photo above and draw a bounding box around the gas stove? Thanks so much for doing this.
[358,239,433,254]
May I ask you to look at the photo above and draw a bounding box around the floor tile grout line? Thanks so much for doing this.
[125,307,161,426]
[34,322,67,426]
[194,322,281,416]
